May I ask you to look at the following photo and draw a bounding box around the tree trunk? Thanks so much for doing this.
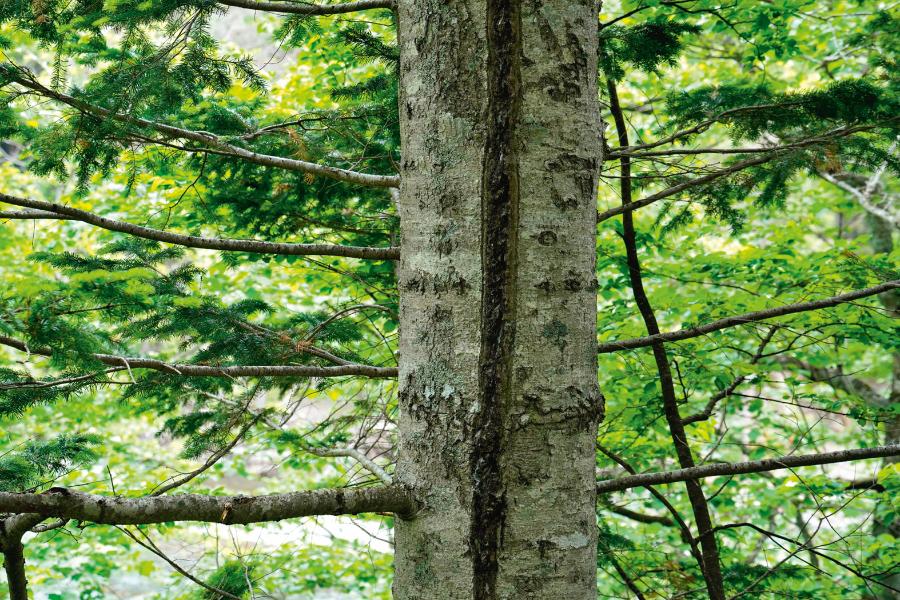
[394,1,603,598]
[867,213,900,600]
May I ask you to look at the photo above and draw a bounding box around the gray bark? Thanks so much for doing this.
[596,444,900,494]
[0,486,412,525]
[0,514,45,600]
[217,0,394,15]
[867,213,900,600]
[0,193,400,260]
[394,1,603,598]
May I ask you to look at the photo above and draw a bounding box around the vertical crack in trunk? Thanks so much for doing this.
[470,0,522,598]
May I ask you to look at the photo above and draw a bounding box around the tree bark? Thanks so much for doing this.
[866,213,900,600]
[394,1,603,598]
[0,486,412,525]
[1,514,44,600]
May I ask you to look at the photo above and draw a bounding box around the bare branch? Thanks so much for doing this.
[717,522,900,596]
[820,136,899,228]
[149,413,262,496]
[597,124,884,223]
[8,73,399,189]
[776,356,887,408]
[596,445,900,494]
[118,526,242,600]
[0,485,415,525]
[607,504,675,526]
[611,102,804,154]
[597,280,900,354]
[0,210,65,220]
[608,125,880,160]
[305,446,393,485]
[682,326,778,425]
[217,0,394,15]
[597,154,775,223]
[607,78,725,598]
[0,194,399,260]
[0,335,398,379]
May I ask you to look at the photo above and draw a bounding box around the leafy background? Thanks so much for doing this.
[0,0,897,598]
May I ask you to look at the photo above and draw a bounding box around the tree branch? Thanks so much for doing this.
[0,194,399,261]
[776,356,887,408]
[0,485,415,525]
[217,0,394,15]
[596,445,900,494]
[597,124,881,223]
[716,522,900,595]
[597,154,776,223]
[117,526,242,600]
[0,210,65,220]
[597,280,900,354]
[607,125,879,160]
[607,78,726,599]
[607,504,675,526]
[682,326,777,425]
[0,514,45,600]
[0,335,398,379]
[7,73,399,189]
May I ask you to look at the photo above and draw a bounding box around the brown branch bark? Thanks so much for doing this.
[597,280,899,354]
[596,444,900,494]
[0,335,398,379]
[607,505,675,526]
[607,79,726,600]
[598,444,705,572]
[217,0,394,14]
[0,485,415,525]
[0,194,399,261]
[682,326,777,425]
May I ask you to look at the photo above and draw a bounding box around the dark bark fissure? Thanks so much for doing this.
[470,0,523,598]
[606,79,727,600]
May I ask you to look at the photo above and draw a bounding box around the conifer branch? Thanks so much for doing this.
[597,154,777,223]
[608,125,879,159]
[597,280,900,354]
[0,485,415,525]
[7,73,400,189]
[597,124,888,223]
[0,194,400,260]
[0,335,398,379]
[610,101,814,154]
[217,0,395,15]
[596,445,900,494]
